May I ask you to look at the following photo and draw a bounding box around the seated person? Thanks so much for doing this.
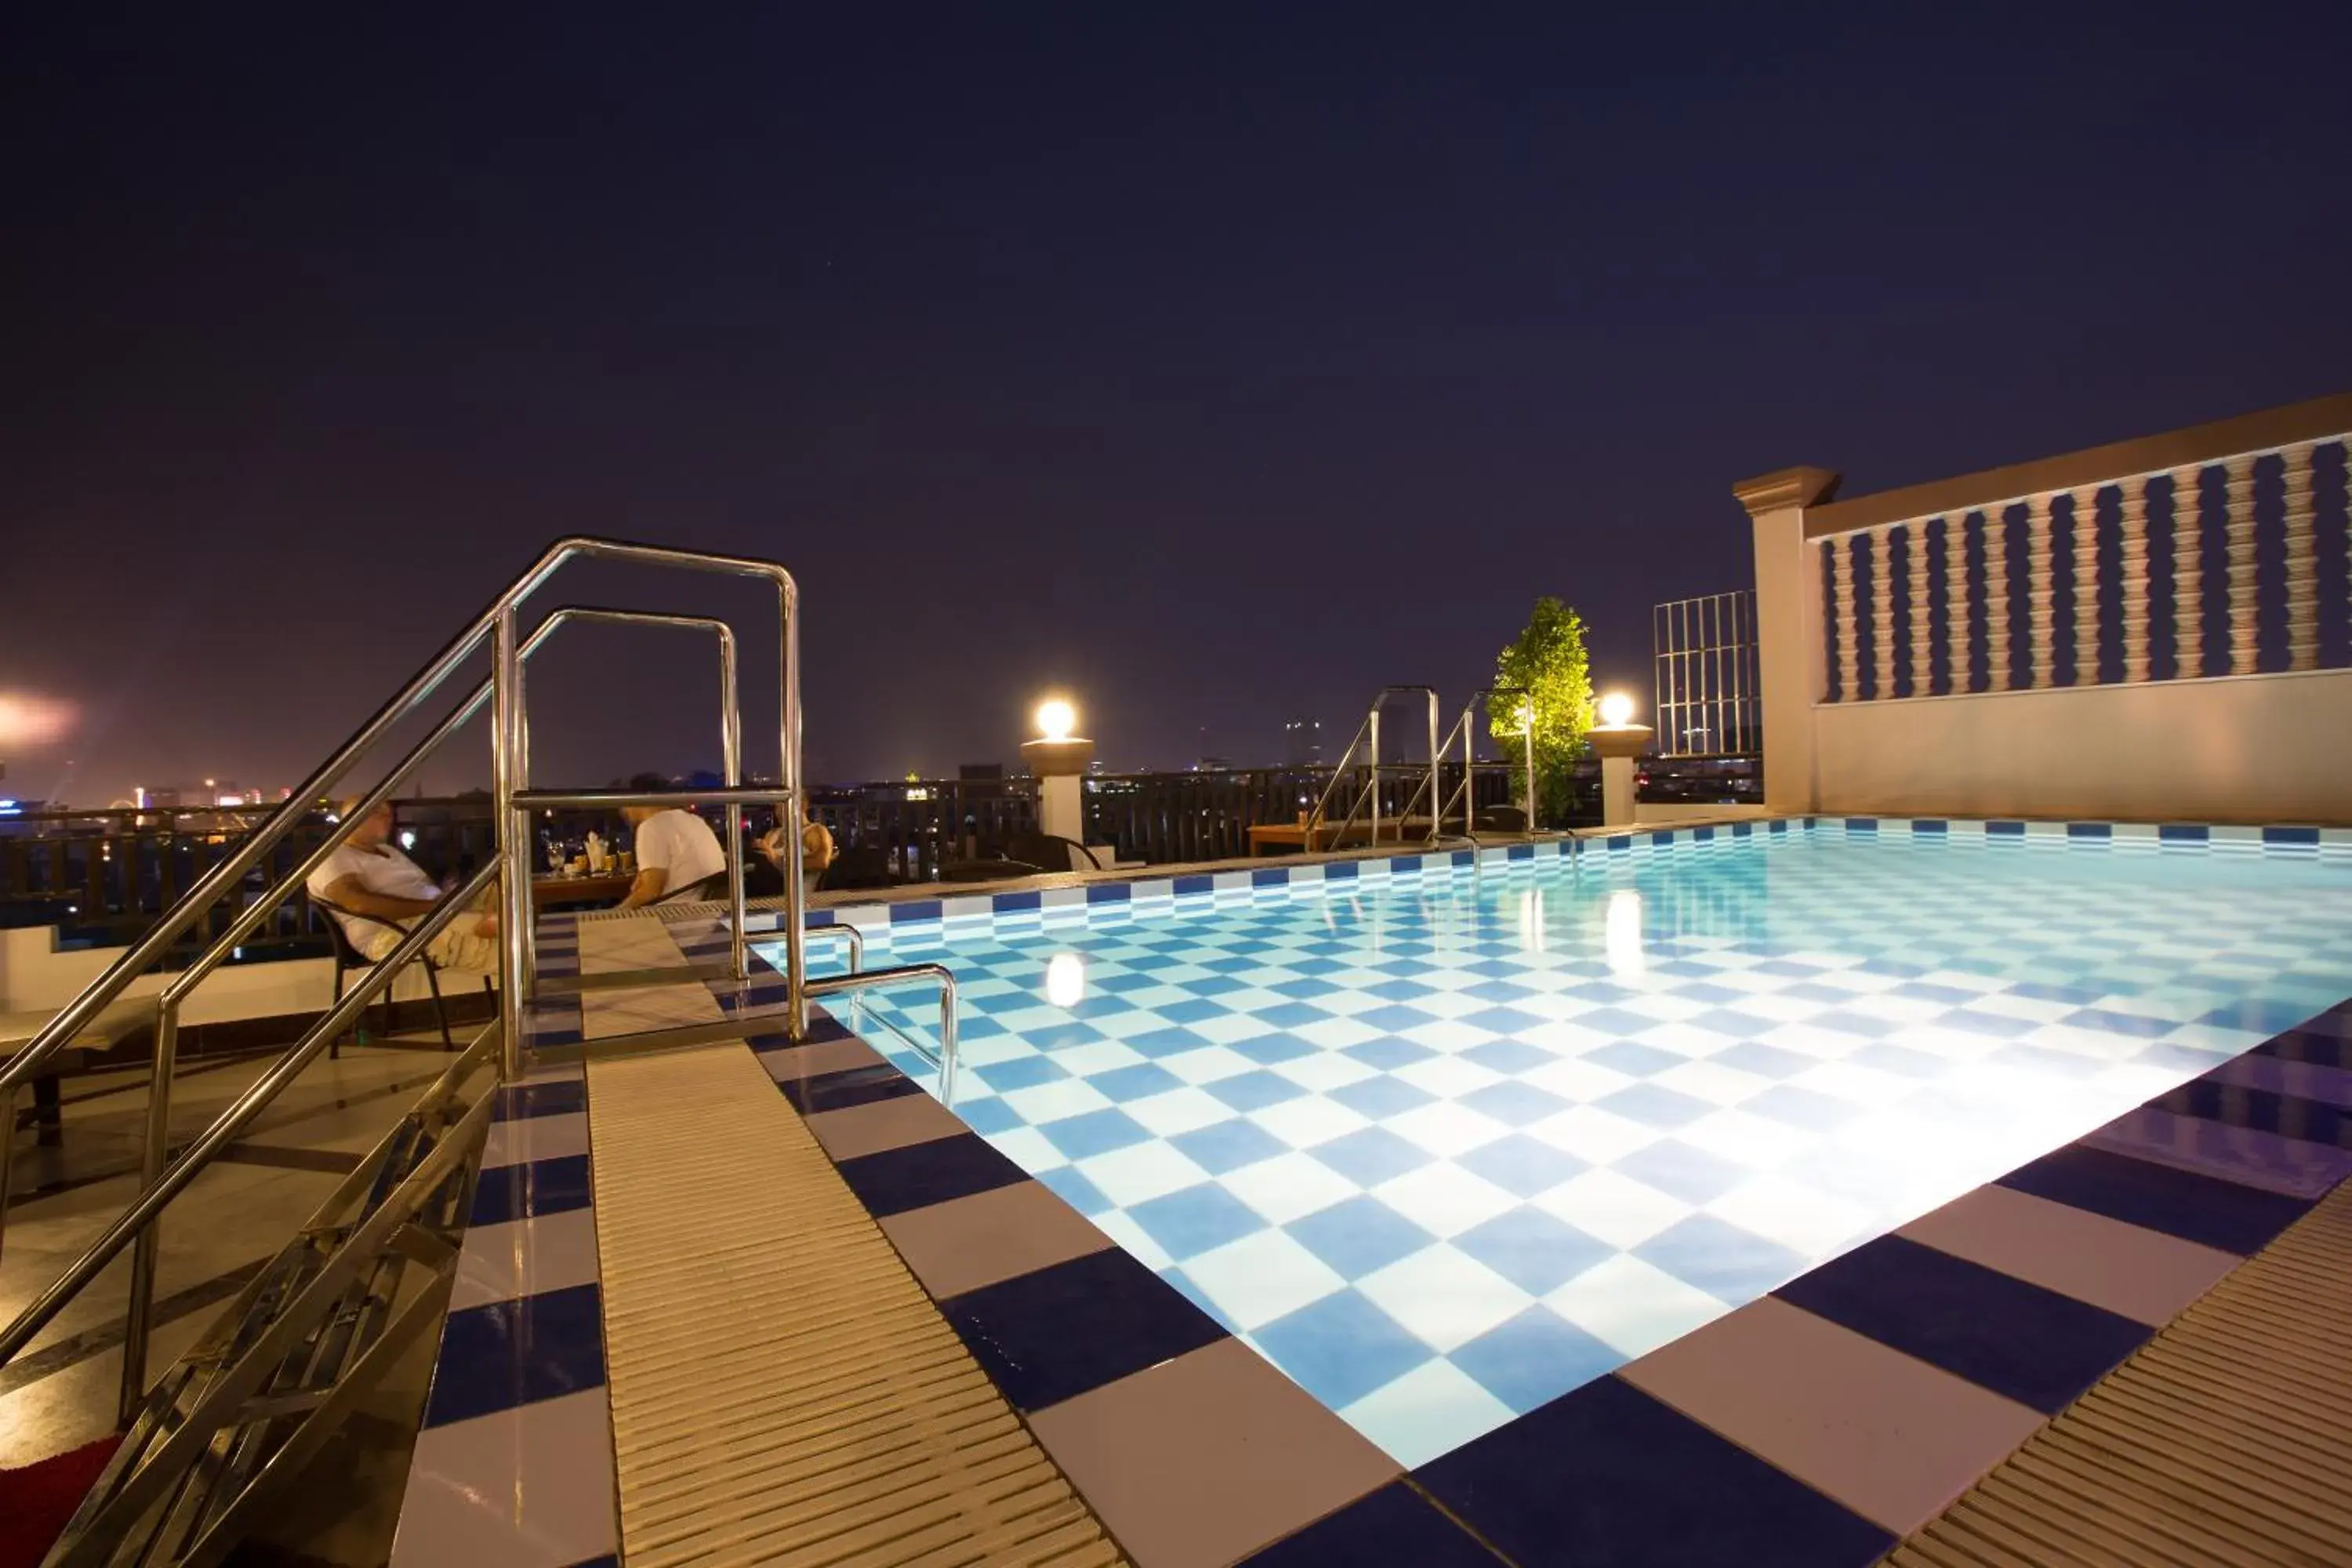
[307,800,498,971]
[615,774,728,909]
[745,803,834,899]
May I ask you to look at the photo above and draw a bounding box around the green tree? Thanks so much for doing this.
[1487,597,1593,829]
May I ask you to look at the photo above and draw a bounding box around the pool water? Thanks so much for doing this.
[769,829,2352,1467]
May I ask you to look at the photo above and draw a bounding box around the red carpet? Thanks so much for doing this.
[0,1436,120,1568]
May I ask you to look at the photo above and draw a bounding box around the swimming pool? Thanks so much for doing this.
[764,825,2352,1467]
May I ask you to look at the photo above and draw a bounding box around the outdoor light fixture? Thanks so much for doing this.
[1599,691,1635,727]
[1035,699,1077,741]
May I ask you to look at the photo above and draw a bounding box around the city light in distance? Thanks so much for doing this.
[0,691,75,749]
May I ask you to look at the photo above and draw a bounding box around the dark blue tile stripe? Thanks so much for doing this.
[1773,1235,2150,1415]
[2257,1027,2348,1070]
[2154,1079,2350,1147]
[1241,1482,1498,1566]
[469,1153,593,1226]
[939,1247,1227,1412]
[775,1063,924,1115]
[834,1132,1029,1218]
[495,1080,586,1121]
[423,1281,606,1428]
[1417,1375,1893,1568]
[1996,1142,2311,1255]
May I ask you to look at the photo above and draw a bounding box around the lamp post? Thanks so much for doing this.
[1588,690,1652,830]
[1021,698,1094,846]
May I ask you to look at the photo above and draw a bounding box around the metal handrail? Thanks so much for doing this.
[1,536,806,1103]
[808,963,960,1102]
[1306,686,1443,851]
[0,858,503,1367]
[3,538,810,1419]
[1436,687,1534,838]
[111,604,742,1414]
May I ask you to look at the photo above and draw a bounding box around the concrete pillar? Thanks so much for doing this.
[1587,723,1652,829]
[1731,466,1843,816]
[1020,738,1095,846]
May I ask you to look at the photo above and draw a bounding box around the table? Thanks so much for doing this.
[532,873,636,910]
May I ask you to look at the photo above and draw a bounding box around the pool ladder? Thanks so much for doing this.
[1304,685,1446,849]
[0,536,960,1565]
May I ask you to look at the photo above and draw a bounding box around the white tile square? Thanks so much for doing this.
[1523,1056,1640,1104]
[1650,1060,1773,1108]
[1075,1142,1214,1207]
[1290,1015,1386,1051]
[1788,1060,1917,1109]
[1533,1167,1694,1250]
[1220,1151,1361,1225]
[1121,1087,1245,1138]
[1272,1051,1380,1093]
[1674,1109,1813,1170]
[1251,1094,1374,1149]
[1544,1252,1731,1359]
[1356,1243,1533,1355]
[1160,1045,1261,1086]
[1393,1054,1506,1099]
[1181,1229,1348,1330]
[1052,1040,1153,1078]
[1523,1105,1664,1165]
[1385,1100,1512,1159]
[1370,1162,1521,1240]
[998,1077,1116,1124]
[1187,1012,1280,1044]
[1705,1175,1879,1258]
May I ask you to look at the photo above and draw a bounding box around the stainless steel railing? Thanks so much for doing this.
[2,535,818,1422]
[1436,687,1534,838]
[1304,685,1444,851]
[0,859,502,1374]
[808,963,961,1104]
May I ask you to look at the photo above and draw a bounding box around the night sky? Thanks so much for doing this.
[7,5,2350,801]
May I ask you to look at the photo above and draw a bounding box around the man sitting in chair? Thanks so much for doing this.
[615,773,729,909]
[306,800,499,971]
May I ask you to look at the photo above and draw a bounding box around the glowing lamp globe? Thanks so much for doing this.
[1598,691,1636,728]
[1035,699,1077,741]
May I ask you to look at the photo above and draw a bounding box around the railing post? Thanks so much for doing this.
[118,996,181,1424]
[1907,522,1932,699]
[2223,452,2259,674]
[1869,528,1896,700]
[2173,466,2205,678]
[1983,504,2012,690]
[2283,442,2320,672]
[2070,489,2100,686]
[2120,481,2152,683]
[2025,494,2055,688]
[779,574,807,1042]
[494,606,527,1080]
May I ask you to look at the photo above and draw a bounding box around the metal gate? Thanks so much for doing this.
[1653,590,1759,757]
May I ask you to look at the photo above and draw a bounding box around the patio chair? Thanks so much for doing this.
[314,899,487,1054]
[1004,833,1102,873]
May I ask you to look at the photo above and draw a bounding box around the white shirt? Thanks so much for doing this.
[307,842,441,955]
[633,808,728,902]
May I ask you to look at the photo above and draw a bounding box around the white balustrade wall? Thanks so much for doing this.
[1740,396,2352,825]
